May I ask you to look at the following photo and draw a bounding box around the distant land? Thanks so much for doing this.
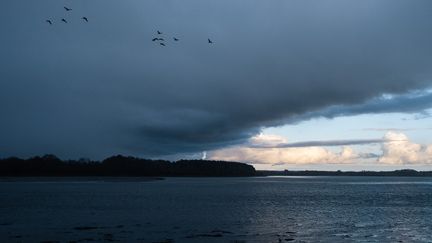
[258,169,432,177]
[0,155,256,177]
[0,154,431,177]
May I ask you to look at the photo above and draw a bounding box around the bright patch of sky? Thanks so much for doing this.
[209,111,432,171]
[264,110,432,145]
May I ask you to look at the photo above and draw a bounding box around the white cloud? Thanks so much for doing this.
[208,134,358,165]
[249,133,288,146]
[378,131,432,164]
[209,132,432,166]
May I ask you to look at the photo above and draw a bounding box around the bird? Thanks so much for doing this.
[61,18,68,23]
[160,43,166,46]
[152,38,158,41]
[46,20,52,25]
[173,37,179,41]
[208,38,213,44]
[157,30,162,35]
[64,6,72,11]
[158,38,164,41]
[82,17,88,22]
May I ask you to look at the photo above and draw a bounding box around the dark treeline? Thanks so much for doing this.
[258,169,432,177]
[0,155,256,177]
[2,155,431,177]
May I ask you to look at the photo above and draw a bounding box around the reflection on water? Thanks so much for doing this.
[0,176,431,242]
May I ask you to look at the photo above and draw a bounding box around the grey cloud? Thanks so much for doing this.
[361,127,432,132]
[272,162,286,167]
[317,90,432,118]
[280,90,432,125]
[358,153,380,159]
[249,138,389,149]
[1,0,432,158]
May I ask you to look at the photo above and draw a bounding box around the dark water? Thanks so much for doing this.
[0,176,431,242]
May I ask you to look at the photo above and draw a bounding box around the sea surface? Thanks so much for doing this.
[0,176,431,242]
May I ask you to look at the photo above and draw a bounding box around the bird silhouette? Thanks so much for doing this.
[61,18,68,23]
[64,6,72,11]
[46,20,52,25]
[82,17,88,22]
[152,38,158,41]
[157,31,162,35]
[208,38,213,44]
[158,38,165,41]
[160,43,166,46]
[173,37,179,41]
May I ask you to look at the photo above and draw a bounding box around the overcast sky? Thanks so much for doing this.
[1,0,432,170]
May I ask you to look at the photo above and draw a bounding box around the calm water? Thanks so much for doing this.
[0,176,431,242]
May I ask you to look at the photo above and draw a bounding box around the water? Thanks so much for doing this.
[0,176,431,242]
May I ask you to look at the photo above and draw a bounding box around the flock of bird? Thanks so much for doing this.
[46,6,214,46]
[151,31,213,46]
[46,6,88,25]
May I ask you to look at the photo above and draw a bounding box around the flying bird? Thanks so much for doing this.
[160,43,166,46]
[152,38,158,41]
[173,37,179,41]
[82,17,88,22]
[208,38,213,44]
[46,20,52,25]
[157,30,162,35]
[61,18,67,23]
[158,38,164,41]
[64,7,72,11]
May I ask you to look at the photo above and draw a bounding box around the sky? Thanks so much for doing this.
[1,0,432,170]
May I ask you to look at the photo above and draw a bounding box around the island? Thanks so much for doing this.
[0,154,256,177]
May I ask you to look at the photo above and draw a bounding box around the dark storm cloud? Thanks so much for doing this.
[1,0,432,158]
